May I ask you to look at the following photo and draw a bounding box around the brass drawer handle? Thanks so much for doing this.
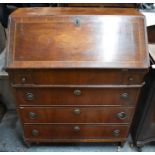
[73,89,81,96]
[112,129,120,137]
[28,112,37,119]
[32,129,39,136]
[25,92,34,101]
[128,76,134,82]
[73,126,80,132]
[21,77,26,83]
[73,108,81,115]
[117,112,127,119]
[121,93,129,99]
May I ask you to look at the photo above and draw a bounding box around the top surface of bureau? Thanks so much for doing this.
[6,7,149,69]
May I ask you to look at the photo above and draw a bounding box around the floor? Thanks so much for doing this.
[0,111,155,152]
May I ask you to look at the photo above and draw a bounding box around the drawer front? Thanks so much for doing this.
[24,124,129,140]
[15,87,140,106]
[19,107,134,123]
[9,69,147,85]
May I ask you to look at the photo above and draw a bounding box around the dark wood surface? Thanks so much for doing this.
[9,69,147,85]
[14,87,140,106]
[24,124,129,140]
[147,25,155,44]
[6,8,149,145]
[10,8,142,16]
[19,106,134,123]
[65,4,138,8]
[6,8,149,69]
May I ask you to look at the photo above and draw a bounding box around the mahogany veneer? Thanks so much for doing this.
[6,7,149,146]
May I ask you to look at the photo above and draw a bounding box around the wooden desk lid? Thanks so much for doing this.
[6,8,149,69]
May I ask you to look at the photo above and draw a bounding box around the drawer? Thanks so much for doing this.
[15,87,140,106]
[9,69,147,85]
[24,124,129,140]
[19,106,134,124]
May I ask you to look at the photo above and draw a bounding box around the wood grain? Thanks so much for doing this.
[14,87,140,106]
[6,8,149,69]
[9,69,147,85]
[24,124,129,140]
[6,8,149,144]
[19,106,135,124]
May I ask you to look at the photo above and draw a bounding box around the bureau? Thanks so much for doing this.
[6,7,149,146]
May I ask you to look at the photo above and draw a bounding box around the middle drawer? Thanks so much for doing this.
[15,87,140,106]
[19,106,134,124]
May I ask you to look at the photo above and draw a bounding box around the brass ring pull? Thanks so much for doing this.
[73,126,80,132]
[112,129,120,137]
[121,93,129,99]
[128,76,134,82]
[117,112,127,119]
[29,112,37,119]
[25,92,34,101]
[73,108,81,115]
[32,129,39,136]
[21,77,26,83]
[73,89,81,96]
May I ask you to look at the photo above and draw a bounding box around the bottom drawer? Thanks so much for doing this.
[24,124,129,140]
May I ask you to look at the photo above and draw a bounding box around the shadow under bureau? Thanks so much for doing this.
[6,7,149,146]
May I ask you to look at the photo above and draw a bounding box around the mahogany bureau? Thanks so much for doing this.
[6,8,149,146]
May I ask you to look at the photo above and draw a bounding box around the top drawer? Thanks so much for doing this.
[9,69,147,85]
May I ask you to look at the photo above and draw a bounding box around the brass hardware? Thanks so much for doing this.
[73,126,80,132]
[73,108,81,115]
[117,112,127,119]
[112,129,120,137]
[121,93,129,99]
[74,89,81,96]
[32,129,39,136]
[25,92,34,101]
[128,76,134,82]
[29,112,37,119]
[21,77,26,83]
[75,18,80,26]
